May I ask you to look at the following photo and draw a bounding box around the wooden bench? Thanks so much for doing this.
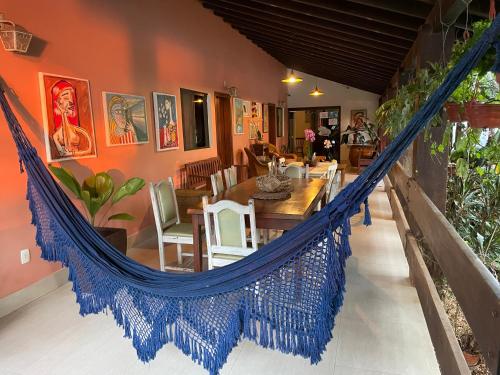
[185,157,222,190]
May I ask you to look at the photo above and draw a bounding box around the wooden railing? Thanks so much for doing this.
[385,162,500,374]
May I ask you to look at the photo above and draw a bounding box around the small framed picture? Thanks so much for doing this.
[152,92,179,151]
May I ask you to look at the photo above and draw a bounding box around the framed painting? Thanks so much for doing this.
[233,97,244,135]
[152,92,179,151]
[351,109,367,130]
[276,107,284,137]
[251,101,262,118]
[39,72,97,162]
[249,120,258,140]
[263,104,269,133]
[242,100,251,118]
[103,92,149,146]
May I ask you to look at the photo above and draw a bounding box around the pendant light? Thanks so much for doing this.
[281,69,303,84]
[309,84,324,96]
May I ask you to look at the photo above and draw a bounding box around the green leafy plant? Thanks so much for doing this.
[49,166,145,226]
[446,128,499,278]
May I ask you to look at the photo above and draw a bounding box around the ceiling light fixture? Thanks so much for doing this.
[309,85,324,96]
[281,69,303,84]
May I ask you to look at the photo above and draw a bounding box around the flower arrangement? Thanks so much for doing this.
[304,128,315,160]
[323,139,335,161]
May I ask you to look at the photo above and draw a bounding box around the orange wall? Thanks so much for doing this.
[0,0,287,297]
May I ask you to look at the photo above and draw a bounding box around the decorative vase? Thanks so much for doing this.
[445,102,500,128]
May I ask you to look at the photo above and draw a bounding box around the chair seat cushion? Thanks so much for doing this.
[164,223,193,238]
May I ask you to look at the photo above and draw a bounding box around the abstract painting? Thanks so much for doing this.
[152,92,179,151]
[39,72,97,162]
[251,102,262,118]
[233,98,244,135]
[351,109,367,130]
[249,120,258,140]
[243,100,251,118]
[103,92,149,146]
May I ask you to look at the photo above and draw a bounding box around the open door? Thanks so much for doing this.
[215,92,233,168]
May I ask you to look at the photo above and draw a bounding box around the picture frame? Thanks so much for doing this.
[39,72,97,162]
[263,104,269,133]
[351,109,367,130]
[276,107,284,137]
[152,92,179,151]
[242,100,251,118]
[233,97,244,135]
[102,92,149,147]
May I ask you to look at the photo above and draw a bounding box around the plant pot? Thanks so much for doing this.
[445,102,500,128]
[463,351,480,367]
[348,144,375,167]
[96,227,127,255]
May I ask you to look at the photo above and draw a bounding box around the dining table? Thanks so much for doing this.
[187,177,328,272]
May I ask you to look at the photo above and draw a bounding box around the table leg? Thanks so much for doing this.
[192,214,203,272]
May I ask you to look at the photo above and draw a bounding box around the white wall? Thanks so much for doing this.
[287,71,380,162]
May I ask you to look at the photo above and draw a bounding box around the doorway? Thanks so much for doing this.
[288,106,341,161]
[214,92,233,168]
[268,103,276,146]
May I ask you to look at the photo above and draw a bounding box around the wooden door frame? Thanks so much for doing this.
[268,103,276,146]
[214,92,233,168]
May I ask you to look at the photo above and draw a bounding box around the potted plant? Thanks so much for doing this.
[444,20,500,128]
[49,166,145,255]
[303,128,317,166]
[341,118,380,167]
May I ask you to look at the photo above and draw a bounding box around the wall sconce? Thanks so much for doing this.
[0,13,32,53]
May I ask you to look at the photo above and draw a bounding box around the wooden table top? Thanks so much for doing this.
[188,177,327,221]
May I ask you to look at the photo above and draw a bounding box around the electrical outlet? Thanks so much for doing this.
[20,248,30,264]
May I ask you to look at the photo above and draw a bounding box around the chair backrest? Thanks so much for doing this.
[284,164,308,179]
[326,164,337,180]
[185,157,222,189]
[327,171,341,203]
[202,196,258,269]
[223,166,237,189]
[210,171,225,196]
[150,177,180,236]
[244,147,268,177]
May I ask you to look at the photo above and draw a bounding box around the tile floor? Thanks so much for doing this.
[0,177,440,375]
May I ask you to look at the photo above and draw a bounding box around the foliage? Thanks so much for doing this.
[341,118,381,147]
[446,128,499,278]
[376,20,499,140]
[49,166,145,226]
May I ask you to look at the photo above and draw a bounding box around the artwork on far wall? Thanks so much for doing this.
[152,92,179,151]
[251,101,262,118]
[103,92,149,146]
[351,109,367,130]
[249,120,258,140]
[39,72,97,162]
[263,104,269,133]
[276,107,284,137]
[242,100,251,117]
[233,97,244,135]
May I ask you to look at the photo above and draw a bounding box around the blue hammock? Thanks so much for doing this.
[1,17,499,375]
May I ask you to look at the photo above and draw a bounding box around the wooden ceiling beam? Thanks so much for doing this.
[291,0,424,30]
[213,10,408,60]
[245,36,397,76]
[278,60,385,93]
[202,0,416,42]
[203,0,412,50]
[345,0,432,19]
[236,0,417,39]
[232,25,401,70]
[256,43,394,79]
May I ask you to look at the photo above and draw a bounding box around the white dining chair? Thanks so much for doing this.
[223,166,237,188]
[149,177,194,270]
[327,171,341,203]
[202,196,259,270]
[284,164,309,179]
[210,171,225,196]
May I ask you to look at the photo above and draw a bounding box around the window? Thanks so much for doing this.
[180,88,210,150]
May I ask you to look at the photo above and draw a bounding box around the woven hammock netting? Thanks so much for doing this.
[1,17,499,375]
